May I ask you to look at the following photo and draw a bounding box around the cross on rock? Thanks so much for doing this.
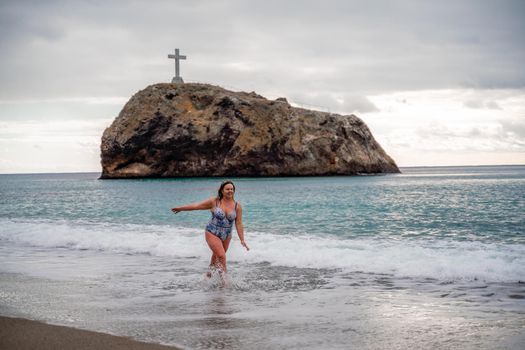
[168,48,186,84]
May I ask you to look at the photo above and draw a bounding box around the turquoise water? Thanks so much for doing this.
[2,165,523,242]
[1,166,524,349]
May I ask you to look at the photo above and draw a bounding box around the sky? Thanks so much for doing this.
[0,0,524,173]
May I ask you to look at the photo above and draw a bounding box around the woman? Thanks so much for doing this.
[171,180,249,276]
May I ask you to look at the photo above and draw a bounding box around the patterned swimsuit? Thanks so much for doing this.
[206,199,237,241]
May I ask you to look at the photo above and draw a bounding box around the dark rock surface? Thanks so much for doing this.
[100,83,399,178]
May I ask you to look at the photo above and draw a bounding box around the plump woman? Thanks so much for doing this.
[171,181,249,276]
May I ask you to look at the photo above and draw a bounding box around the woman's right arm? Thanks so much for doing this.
[171,197,214,214]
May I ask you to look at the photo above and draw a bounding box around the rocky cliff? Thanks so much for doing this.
[100,83,399,178]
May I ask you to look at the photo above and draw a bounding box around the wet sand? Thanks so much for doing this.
[0,316,181,350]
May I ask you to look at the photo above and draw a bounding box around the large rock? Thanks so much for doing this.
[100,83,399,178]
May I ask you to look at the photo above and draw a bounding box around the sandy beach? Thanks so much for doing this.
[0,316,181,350]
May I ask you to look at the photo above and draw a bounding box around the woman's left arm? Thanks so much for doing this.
[235,204,249,251]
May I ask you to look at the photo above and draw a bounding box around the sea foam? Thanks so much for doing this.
[1,218,524,283]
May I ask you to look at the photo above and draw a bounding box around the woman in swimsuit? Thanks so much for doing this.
[171,180,249,275]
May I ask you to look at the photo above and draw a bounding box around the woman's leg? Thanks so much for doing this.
[209,253,217,267]
[206,232,228,273]
[209,235,231,266]
[207,235,232,277]
[222,235,232,254]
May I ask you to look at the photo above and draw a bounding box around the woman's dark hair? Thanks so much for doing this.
[217,180,235,200]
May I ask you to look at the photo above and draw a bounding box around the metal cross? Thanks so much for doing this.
[168,48,187,83]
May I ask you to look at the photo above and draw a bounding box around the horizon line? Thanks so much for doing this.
[1,164,524,176]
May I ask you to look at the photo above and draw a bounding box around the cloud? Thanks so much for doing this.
[362,89,525,166]
[340,96,379,114]
[500,118,525,139]
[1,0,524,101]
[464,100,502,110]
[383,126,524,154]
[0,117,109,172]
[0,99,123,122]
[413,122,525,152]
[288,92,378,114]
[0,97,128,105]
[0,119,110,139]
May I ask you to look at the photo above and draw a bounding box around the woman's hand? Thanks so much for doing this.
[241,240,250,251]
[171,207,181,214]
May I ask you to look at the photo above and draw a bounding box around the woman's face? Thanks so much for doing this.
[222,184,235,199]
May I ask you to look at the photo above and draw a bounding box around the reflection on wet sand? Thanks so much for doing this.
[192,292,240,349]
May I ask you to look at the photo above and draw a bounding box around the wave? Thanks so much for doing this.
[1,218,524,283]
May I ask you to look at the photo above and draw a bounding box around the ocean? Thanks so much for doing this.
[1,165,524,349]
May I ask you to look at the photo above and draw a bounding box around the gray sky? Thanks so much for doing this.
[1,0,524,172]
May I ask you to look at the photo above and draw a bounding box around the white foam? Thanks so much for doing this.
[1,218,524,283]
[0,218,208,259]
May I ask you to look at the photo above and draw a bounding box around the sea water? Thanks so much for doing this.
[0,166,524,349]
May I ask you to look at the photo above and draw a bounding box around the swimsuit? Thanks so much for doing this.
[206,199,237,241]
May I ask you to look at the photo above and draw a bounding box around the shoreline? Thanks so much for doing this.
[0,316,182,350]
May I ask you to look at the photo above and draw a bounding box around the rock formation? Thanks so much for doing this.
[100,83,399,178]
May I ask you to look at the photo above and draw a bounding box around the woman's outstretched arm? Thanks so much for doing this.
[235,204,249,251]
[171,197,214,214]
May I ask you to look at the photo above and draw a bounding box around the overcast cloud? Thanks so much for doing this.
[0,0,524,172]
